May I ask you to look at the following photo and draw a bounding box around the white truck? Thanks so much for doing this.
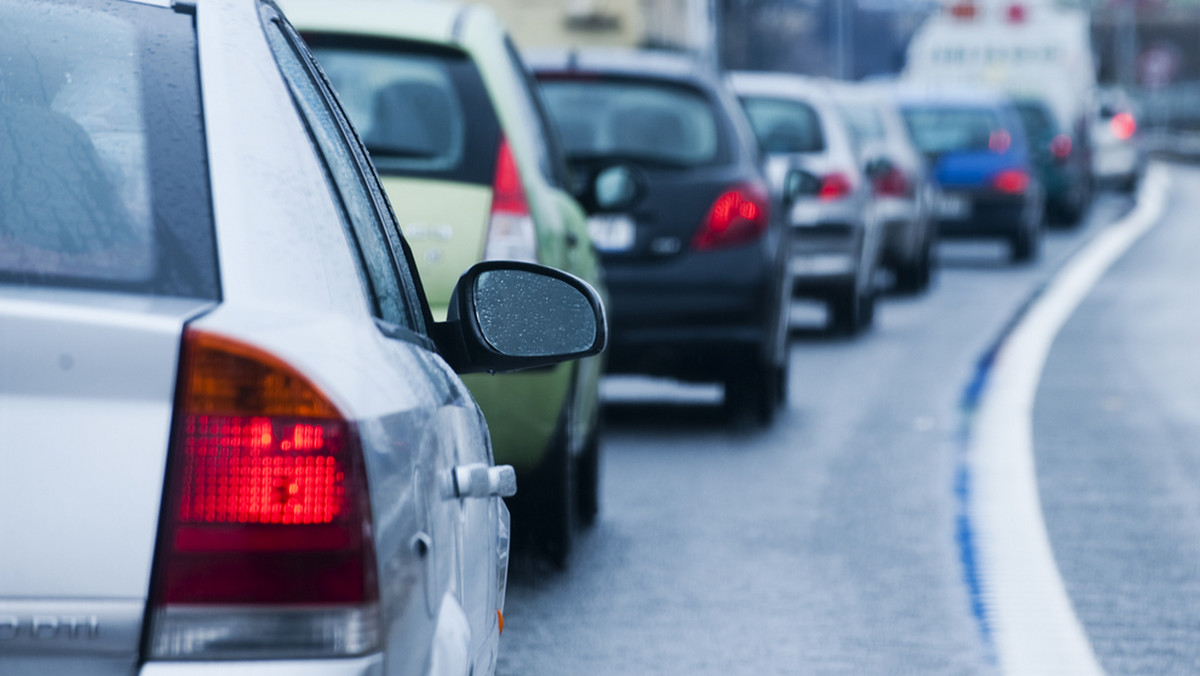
[903,1,1095,138]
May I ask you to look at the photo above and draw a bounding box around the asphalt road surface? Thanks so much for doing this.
[495,165,1193,675]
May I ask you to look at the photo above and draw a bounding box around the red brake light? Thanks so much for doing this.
[1050,134,1072,160]
[150,329,379,659]
[692,183,770,250]
[819,173,853,201]
[873,167,911,197]
[491,137,528,216]
[992,168,1030,194]
[1111,112,1136,141]
[989,130,1012,154]
[485,137,538,262]
[949,2,976,19]
[1007,3,1027,23]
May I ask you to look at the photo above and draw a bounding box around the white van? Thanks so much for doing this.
[903,1,1095,137]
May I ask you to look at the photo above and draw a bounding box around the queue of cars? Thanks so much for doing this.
[0,0,1137,674]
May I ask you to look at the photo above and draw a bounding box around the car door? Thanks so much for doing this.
[259,6,502,673]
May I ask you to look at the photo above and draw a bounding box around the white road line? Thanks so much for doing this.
[970,164,1170,675]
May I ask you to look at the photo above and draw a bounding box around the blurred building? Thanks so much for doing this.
[480,0,932,78]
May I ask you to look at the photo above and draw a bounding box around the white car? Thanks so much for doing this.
[0,1,605,675]
[1091,88,1144,191]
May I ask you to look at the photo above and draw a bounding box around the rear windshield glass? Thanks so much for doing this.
[0,0,216,298]
[1014,101,1058,142]
[837,103,886,143]
[739,96,826,153]
[538,77,723,168]
[901,106,1004,154]
[306,36,500,186]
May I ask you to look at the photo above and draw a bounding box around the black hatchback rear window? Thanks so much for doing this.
[0,0,216,299]
[537,76,727,168]
[304,35,501,186]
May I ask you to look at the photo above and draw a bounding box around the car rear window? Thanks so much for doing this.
[901,106,1005,154]
[0,0,216,298]
[739,96,826,153]
[1014,101,1058,143]
[836,103,886,144]
[304,36,501,186]
[538,77,724,168]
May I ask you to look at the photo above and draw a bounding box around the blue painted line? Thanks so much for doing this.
[956,346,998,659]
[955,279,1050,665]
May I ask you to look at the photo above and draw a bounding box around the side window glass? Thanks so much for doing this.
[262,12,427,334]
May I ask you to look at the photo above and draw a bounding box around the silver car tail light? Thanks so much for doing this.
[147,328,380,660]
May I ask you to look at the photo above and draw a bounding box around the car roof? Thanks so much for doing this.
[726,71,838,102]
[279,0,491,46]
[525,48,720,87]
[891,82,1013,108]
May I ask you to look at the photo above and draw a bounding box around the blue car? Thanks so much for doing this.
[896,88,1045,262]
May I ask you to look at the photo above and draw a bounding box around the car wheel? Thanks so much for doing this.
[511,406,575,569]
[724,353,778,427]
[1010,220,1041,263]
[895,258,924,294]
[575,418,601,528]
[830,283,871,335]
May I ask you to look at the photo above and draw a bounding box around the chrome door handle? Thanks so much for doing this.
[452,463,517,499]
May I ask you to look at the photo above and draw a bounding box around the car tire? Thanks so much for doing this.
[511,405,575,569]
[575,418,601,528]
[895,250,930,294]
[830,283,873,335]
[537,432,574,569]
[724,353,778,427]
[1010,220,1041,263]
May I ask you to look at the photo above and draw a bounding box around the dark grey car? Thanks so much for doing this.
[528,49,792,425]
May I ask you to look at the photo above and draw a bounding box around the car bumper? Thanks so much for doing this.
[141,655,383,676]
[1092,141,1141,181]
[602,244,783,380]
[934,191,1031,238]
[874,196,923,265]
[789,223,861,296]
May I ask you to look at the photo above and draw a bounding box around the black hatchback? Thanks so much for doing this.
[528,49,792,425]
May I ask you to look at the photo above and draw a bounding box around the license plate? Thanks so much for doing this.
[791,253,854,276]
[936,194,971,219]
[587,214,636,252]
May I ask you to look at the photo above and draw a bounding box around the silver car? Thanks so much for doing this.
[0,1,605,675]
[728,72,884,335]
[830,82,938,294]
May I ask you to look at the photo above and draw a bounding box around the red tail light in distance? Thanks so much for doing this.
[872,167,911,198]
[992,168,1030,194]
[1111,112,1137,141]
[149,329,379,660]
[692,183,771,250]
[1050,134,1073,160]
[819,173,854,201]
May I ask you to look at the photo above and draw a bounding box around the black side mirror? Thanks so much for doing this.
[571,161,646,214]
[782,167,821,205]
[863,156,894,180]
[434,261,608,374]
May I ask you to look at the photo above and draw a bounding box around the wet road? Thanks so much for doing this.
[495,173,1157,674]
[1036,165,1200,674]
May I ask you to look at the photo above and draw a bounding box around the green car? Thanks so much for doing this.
[282,0,607,566]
